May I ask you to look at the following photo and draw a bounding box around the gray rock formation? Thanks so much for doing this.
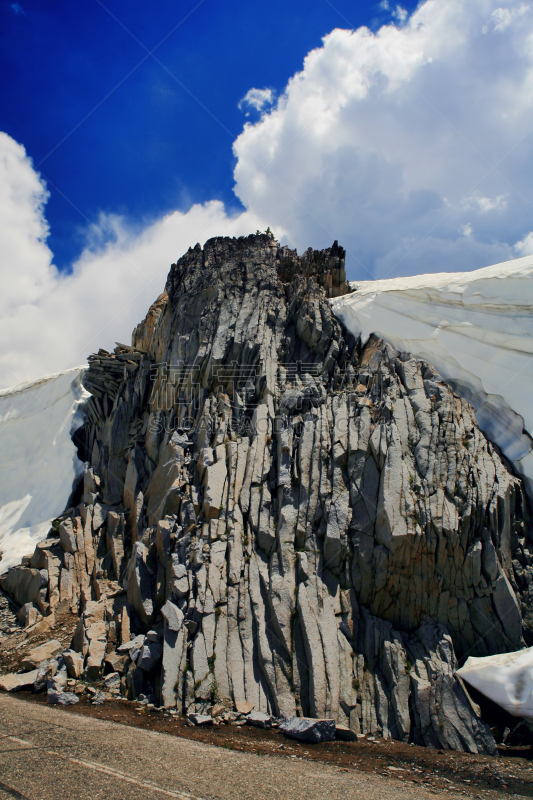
[280,717,336,743]
[3,234,533,755]
[47,691,80,706]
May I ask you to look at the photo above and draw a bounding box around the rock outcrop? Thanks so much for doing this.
[3,234,533,755]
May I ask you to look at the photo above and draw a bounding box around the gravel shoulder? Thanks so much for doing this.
[2,692,533,799]
[2,592,533,798]
[0,693,458,800]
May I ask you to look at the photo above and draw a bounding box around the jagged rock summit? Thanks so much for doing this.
[3,234,533,755]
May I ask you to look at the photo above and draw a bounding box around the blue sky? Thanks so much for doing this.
[2,0,533,387]
[1,0,417,270]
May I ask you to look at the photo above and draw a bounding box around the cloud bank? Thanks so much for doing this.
[0,133,271,388]
[3,0,533,387]
[234,0,533,279]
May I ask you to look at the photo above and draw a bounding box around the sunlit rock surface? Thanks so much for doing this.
[332,255,533,497]
[3,237,533,755]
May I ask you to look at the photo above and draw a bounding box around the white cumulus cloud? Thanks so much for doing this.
[4,0,533,386]
[514,231,533,256]
[488,3,529,31]
[238,87,275,116]
[233,0,533,279]
[0,133,274,389]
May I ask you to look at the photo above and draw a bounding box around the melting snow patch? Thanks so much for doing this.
[332,255,533,497]
[0,367,88,573]
[457,648,533,718]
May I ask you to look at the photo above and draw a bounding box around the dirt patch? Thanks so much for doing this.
[7,692,533,799]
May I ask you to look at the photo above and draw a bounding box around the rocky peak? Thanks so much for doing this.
[2,235,533,755]
[131,233,351,372]
[163,234,350,304]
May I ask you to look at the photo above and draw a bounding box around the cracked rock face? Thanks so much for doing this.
[4,235,533,754]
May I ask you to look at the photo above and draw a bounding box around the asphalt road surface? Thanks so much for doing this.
[0,695,475,800]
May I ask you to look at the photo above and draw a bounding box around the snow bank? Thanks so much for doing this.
[332,255,533,495]
[0,367,88,573]
[457,649,533,718]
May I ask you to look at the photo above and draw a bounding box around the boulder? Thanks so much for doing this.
[0,670,39,692]
[85,639,106,680]
[46,659,67,692]
[506,720,533,747]
[279,718,336,743]
[31,659,54,691]
[126,663,144,700]
[29,538,61,570]
[92,503,109,531]
[335,725,358,742]
[117,635,145,654]
[161,600,183,632]
[187,713,213,726]
[58,519,77,553]
[235,700,254,715]
[71,618,88,655]
[0,567,47,607]
[169,558,188,599]
[48,691,79,706]
[245,711,274,729]
[47,674,67,693]
[86,621,106,642]
[104,650,130,674]
[137,642,163,672]
[63,650,84,679]
[26,612,55,637]
[104,672,121,691]
[16,603,41,628]
[21,640,62,670]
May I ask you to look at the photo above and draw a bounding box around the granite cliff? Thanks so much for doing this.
[3,234,533,754]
